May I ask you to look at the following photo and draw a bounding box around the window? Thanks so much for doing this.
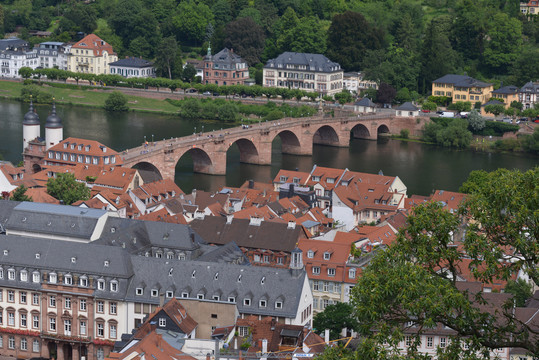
[307,250,314,258]
[313,281,319,291]
[405,336,412,347]
[65,297,71,309]
[20,313,27,327]
[97,323,104,337]
[159,318,166,327]
[20,291,27,304]
[312,267,320,275]
[440,337,446,348]
[33,339,39,352]
[21,337,27,350]
[97,301,104,313]
[8,290,14,302]
[135,288,143,296]
[197,294,204,300]
[49,317,56,331]
[79,276,88,287]
[228,296,236,303]
[8,336,14,349]
[80,321,87,335]
[151,289,158,297]
[33,315,39,328]
[239,326,249,337]
[426,336,433,348]
[32,272,40,283]
[97,279,105,291]
[328,268,336,277]
[20,270,28,282]
[110,302,117,315]
[259,300,267,307]
[8,269,15,280]
[110,324,117,338]
[64,319,71,335]
[110,280,118,292]
[277,257,284,265]
[323,252,331,260]
[275,301,283,309]
[80,299,87,311]
[8,312,14,326]
[244,298,251,306]
[49,295,56,308]
[349,269,356,279]
[181,292,189,298]
[49,273,57,284]
[166,291,173,298]
[32,293,39,305]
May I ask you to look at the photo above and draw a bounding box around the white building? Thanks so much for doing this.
[519,81,539,110]
[109,57,155,78]
[343,72,378,95]
[35,41,70,70]
[0,38,39,78]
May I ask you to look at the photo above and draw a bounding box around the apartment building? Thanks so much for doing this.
[431,74,493,104]
[67,34,117,75]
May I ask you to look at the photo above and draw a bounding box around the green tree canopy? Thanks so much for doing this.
[313,302,359,340]
[349,167,539,359]
[10,185,32,202]
[224,17,265,66]
[104,91,129,112]
[46,173,90,205]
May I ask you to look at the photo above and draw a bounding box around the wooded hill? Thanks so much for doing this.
[1,0,538,95]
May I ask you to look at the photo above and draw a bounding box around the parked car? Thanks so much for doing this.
[203,91,211,96]
[519,117,528,122]
[421,109,431,113]
[436,110,444,115]
[213,92,220,96]
[501,117,512,123]
[439,111,455,118]
[186,88,197,93]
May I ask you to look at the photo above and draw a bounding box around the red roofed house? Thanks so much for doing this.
[68,34,118,75]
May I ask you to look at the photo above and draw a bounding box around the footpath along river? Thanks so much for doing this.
[0,99,536,195]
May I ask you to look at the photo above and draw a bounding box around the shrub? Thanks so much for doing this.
[20,85,53,104]
[400,129,410,139]
[104,91,129,112]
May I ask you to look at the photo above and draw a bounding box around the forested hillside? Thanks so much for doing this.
[1,0,538,95]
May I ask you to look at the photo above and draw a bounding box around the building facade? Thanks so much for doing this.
[67,34,117,75]
[520,1,539,14]
[519,81,539,110]
[263,52,343,96]
[491,85,520,109]
[35,42,69,70]
[203,47,248,86]
[431,74,493,104]
[109,57,155,78]
[0,38,39,78]
[343,72,378,95]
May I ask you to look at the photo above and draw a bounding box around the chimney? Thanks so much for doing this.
[248,179,254,189]
[287,221,296,229]
[159,292,165,307]
[249,217,262,226]
[324,329,330,344]
[190,232,195,244]
[226,214,234,224]
[288,183,294,197]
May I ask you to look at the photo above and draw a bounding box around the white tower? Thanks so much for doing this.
[22,99,40,152]
[45,101,63,150]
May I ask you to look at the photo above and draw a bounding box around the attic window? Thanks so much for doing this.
[181,292,189,298]
[71,257,76,263]
[35,253,40,259]
[259,300,267,308]
[228,296,236,303]
[323,252,331,260]
[104,260,110,267]
[275,301,283,309]
[260,276,265,285]
[151,289,158,297]
[110,227,116,233]
[166,291,173,298]
[3,250,8,255]
[237,274,242,283]
[192,270,196,278]
[243,298,251,306]
[307,250,314,258]
[214,273,219,280]
[212,295,220,301]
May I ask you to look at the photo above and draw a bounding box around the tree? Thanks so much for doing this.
[104,91,129,112]
[326,11,384,71]
[19,66,33,79]
[483,12,523,74]
[467,110,485,132]
[505,279,533,307]
[436,118,473,148]
[422,101,437,111]
[182,64,197,83]
[447,101,472,112]
[172,0,214,45]
[484,104,505,116]
[218,102,238,122]
[10,185,32,202]
[350,167,539,359]
[510,100,523,111]
[376,83,396,105]
[154,37,178,80]
[224,17,265,66]
[522,126,539,154]
[334,90,353,106]
[46,173,90,205]
[313,303,359,340]
[511,48,539,86]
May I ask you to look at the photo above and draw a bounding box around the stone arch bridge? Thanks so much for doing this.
[121,113,428,180]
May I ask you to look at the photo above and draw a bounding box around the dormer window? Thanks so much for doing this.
[79,276,88,287]
[349,269,356,279]
[151,289,158,297]
[323,252,331,260]
[49,273,57,284]
[261,276,266,285]
[104,260,109,267]
[307,250,314,258]
[166,291,173,298]
[110,280,118,292]
[312,176,320,181]
[71,257,76,263]
[97,279,105,290]
[32,271,40,283]
[20,270,28,282]
[243,298,251,306]
[192,270,196,278]
[136,288,143,296]
[259,300,267,308]
[64,274,73,285]
[275,301,283,309]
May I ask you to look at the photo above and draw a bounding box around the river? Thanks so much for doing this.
[0,99,536,195]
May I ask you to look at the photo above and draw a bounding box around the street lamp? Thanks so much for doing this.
[152,134,154,143]
[144,135,146,144]
[194,126,197,135]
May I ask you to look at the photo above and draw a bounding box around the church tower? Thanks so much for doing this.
[45,100,63,150]
[22,99,40,152]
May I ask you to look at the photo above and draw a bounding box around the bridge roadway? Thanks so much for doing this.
[120,112,428,180]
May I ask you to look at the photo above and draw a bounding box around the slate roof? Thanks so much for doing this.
[433,74,492,88]
[265,52,341,73]
[109,57,153,68]
[5,201,109,241]
[492,85,519,95]
[482,100,504,107]
[396,102,419,111]
[354,97,376,107]
[0,38,28,51]
[520,81,539,93]
[196,242,250,265]
[126,256,307,318]
[205,48,246,69]
[189,216,306,253]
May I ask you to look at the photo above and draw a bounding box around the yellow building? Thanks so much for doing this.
[491,85,520,108]
[432,74,493,104]
[67,34,117,75]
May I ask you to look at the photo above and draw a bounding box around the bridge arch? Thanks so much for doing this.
[273,130,301,155]
[132,161,164,181]
[313,125,340,146]
[377,124,390,137]
[351,124,371,139]
[176,147,215,174]
[228,138,260,164]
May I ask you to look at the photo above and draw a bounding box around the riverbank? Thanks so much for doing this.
[0,80,183,114]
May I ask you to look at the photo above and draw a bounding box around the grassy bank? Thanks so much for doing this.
[0,80,180,114]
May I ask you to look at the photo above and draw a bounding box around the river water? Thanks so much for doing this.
[0,99,536,195]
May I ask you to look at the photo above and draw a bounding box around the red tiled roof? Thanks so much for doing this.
[107,331,195,360]
[73,34,116,56]
[47,137,122,166]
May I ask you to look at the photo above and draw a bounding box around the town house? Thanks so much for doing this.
[67,34,117,75]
